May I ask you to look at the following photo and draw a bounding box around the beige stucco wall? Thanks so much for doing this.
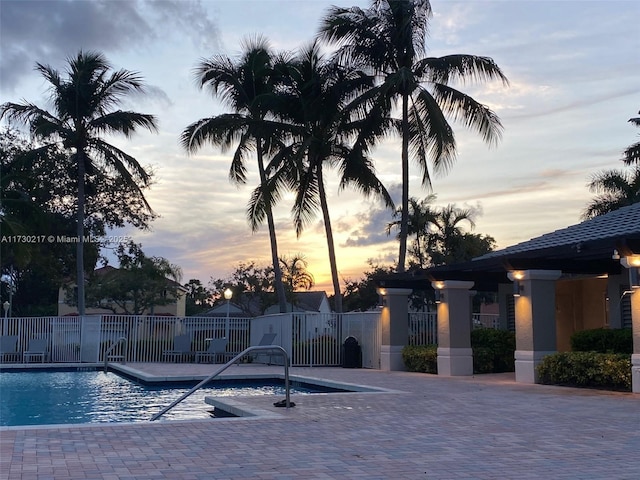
[555,277,608,351]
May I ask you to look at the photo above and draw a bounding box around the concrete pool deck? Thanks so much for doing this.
[1,364,639,479]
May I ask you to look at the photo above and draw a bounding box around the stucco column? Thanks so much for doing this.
[620,258,640,393]
[377,287,411,371]
[432,280,475,376]
[508,270,562,383]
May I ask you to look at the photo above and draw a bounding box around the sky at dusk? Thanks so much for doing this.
[1,0,639,292]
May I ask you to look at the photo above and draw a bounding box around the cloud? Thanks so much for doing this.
[342,207,395,247]
[0,0,220,93]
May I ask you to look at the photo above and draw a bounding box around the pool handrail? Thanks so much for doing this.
[103,337,127,372]
[149,345,291,421]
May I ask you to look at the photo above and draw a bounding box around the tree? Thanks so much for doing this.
[582,166,640,219]
[1,51,158,315]
[623,110,640,165]
[279,253,315,305]
[342,261,395,311]
[320,0,508,273]
[209,261,277,316]
[181,36,289,314]
[431,203,476,264]
[83,241,182,315]
[388,197,495,267]
[0,128,96,315]
[263,41,393,313]
[183,279,214,316]
[387,195,438,268]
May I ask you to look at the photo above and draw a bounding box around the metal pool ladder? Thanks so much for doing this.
[150,345,291,421]
[103,337,127,372]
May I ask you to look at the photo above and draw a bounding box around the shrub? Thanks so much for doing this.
[570,328,632,354]
[537,352,631,391]
[471,329,516,373]
[402,345,438,374]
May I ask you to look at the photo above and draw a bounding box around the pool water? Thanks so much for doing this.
[0,370,323,427]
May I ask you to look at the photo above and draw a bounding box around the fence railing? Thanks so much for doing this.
[408,312,501,346]
[0,315,251,364]
[1,311,500,367]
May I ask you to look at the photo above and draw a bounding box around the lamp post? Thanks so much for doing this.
[224,288,233,340]
[3,301,9,336]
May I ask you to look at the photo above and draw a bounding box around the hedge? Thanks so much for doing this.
[402,328,517,374]
[536,351,631,391]
[402,345,438,374]
[570,328,632,354]
[471,328,516,373]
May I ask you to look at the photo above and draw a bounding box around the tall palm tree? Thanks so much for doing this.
[623,110,639,165]
[582,166,640,219]
[319,0,508,272]
[181,36,289,313]
[1,51,158,314]
[261,41,393,313]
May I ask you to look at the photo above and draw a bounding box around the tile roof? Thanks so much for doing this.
[476,202,640,260]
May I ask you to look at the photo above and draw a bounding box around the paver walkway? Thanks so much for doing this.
[1,364,639,479]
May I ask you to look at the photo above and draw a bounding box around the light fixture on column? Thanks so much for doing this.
[434,289,443,304]
[433,282,444,304]
[621,255,640,289]
[630,267,640,289]
[512,279,523,297]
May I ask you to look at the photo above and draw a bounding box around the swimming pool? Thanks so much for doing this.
[0,369,334,427]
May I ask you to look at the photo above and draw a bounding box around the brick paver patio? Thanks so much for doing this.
[1,364,638,479]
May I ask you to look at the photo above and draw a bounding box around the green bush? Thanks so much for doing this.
[402,344,438,374]
[537,352,631,391]
[570,328,632,354]
[471,329,516,373]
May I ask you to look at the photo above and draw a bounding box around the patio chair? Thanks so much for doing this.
[0,335,20,363]
[195,337,228,364]
[23,338,49,363]
[162,334,193,362]
[253,333,278,365]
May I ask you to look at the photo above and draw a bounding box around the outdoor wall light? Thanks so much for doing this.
[434,289,443,304]
[513,279,523,297]
[612,249,620,260]
[630,267,640,289]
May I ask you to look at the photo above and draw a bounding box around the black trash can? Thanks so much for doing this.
[342,336,362,368]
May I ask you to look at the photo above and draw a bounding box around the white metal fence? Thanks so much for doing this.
[0,315,251,363]
[1,311,499,367]
[407,312,501,346]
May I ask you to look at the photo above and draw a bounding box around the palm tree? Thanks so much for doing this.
[319,0,508,272]
[387,195,438,268]
[280,253,315,306]
[582,166,640,219]
[623,110,639,165]
[1,51,158,314]
[261,41,393,313]
[181,36,289,313]
[434,204,476,256]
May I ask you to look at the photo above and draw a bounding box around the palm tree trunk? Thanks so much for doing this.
[398,91,410,273]
[317,164,343,313]
[76,150,86,316]
[256,140,288,313]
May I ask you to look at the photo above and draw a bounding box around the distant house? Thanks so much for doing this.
[58,266,187,317]
[198,302,247,318]
[264,291,332,315]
